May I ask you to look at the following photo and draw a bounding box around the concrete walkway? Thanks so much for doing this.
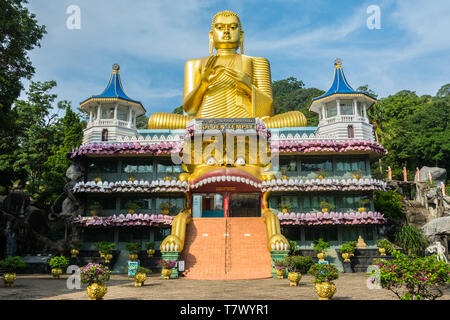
[0,273,448,300]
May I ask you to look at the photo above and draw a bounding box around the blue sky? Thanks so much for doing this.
[25,0,450,117]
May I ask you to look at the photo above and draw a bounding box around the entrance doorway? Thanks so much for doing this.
[192,193,224,218]
[229,193,260,217]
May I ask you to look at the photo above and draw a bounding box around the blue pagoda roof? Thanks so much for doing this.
[309,59,376,111]
[80,64,144,110]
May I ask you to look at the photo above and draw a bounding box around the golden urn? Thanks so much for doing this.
[86,283,107,300]
[342,253,351,262]
[3,273,16,287]
[317,252,326,261]
[315,282,337,300]
[379,248,386,256]
[90,210,99,216]
[51,268,62,279]
[129,254,138,261]
[134,273,147,287]
[288,272,301,286]
[70,249,79,258]
[161,268,172,280]
[358,207,366,213]
[321,207,329,213]
[276,268,285,279]
[147,249,156,257]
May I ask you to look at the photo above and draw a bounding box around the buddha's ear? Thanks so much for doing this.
[240,30,244,54]
[209,31,214,55]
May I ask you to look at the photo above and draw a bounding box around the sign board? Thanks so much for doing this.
[178,260,185,272]
[128,261,139,277]
[194,118,257,132]
[192,195,202,217]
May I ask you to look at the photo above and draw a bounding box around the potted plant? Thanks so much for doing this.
[134,267,152,287]
[125,242,141,261]
[158,259,177,279]
[144,241,156,257]
[376,239,392,256]
[308,263,339,300]
[319,201,335,213]
[94,177,102,183]
[0,256,26,287]
[278,202,291,214]
[339,241,356,262]
[285,255,313,286]
[316,169,329,180]
[352,169,364,180]
[95,241,115,263]
[313,238,330,261]
[89,201,102,216]
[80,263,111,300]
[70,240,83,258]
[48,256,69,279]
[273,259,288,279]
[357,198,371,213]
[125,201,141,214]
[159,202,172,215]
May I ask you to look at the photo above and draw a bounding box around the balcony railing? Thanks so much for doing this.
[87,119,132,128]
[319,115,369,126]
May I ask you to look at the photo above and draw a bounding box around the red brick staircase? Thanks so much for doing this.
[181,218,272,280]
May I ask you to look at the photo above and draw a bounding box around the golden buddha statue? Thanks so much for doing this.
[148,10,307,129]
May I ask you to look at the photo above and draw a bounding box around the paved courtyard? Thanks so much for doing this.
[0,273,449,300]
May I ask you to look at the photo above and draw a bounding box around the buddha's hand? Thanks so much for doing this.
[222,67,252,94]
[160,234,183,252]
[201,55,225,85]
[268,234,290,251]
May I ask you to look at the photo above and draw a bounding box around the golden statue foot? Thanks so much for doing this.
[160,235,183,252]
[268,234,290,251]
[148,113,194,129]
[263,111,307,128]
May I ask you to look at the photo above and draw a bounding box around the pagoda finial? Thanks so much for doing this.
[113,63,120,73]
[334,58,342,68]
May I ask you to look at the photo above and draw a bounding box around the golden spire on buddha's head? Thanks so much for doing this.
[209,10,244,54]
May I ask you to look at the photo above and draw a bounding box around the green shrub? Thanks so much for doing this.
[95,241,115,255]
[136,267,152,275]
[48,256,69,269]
[340,241,357,254]
[288,240,298,255]
[313,238,330,253]
[369,248,450,300]
[125,242,141,254]
[0,256,26,272]
[143,242,155,250]
[374,190,403,221]
[376,239,392,249]
[395,225,428,256]
[285,256,314,274]
[308,263,339,283]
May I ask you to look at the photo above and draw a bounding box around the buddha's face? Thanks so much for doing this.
[212,15,241,50]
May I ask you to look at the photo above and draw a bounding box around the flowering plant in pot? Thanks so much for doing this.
[125,242,141,261]
[158,259,177,279]
[80,263,111,300]
[144,241,156,257]
[69,240,83,258]
[125,201,141,214]
[0,256,26,287]
[273,259,288,279]
[308,263,339,300]
[285,255,314,286]
[339,241,356,262]
[376,239,392,256]
[134,267,152,287]
[95,241,115,263]
[313,238,330,261]
[48,256,69,279]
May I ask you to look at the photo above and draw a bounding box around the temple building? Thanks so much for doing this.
[68,11,387,278]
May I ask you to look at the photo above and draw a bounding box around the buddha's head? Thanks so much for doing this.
[209,10,244,54]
